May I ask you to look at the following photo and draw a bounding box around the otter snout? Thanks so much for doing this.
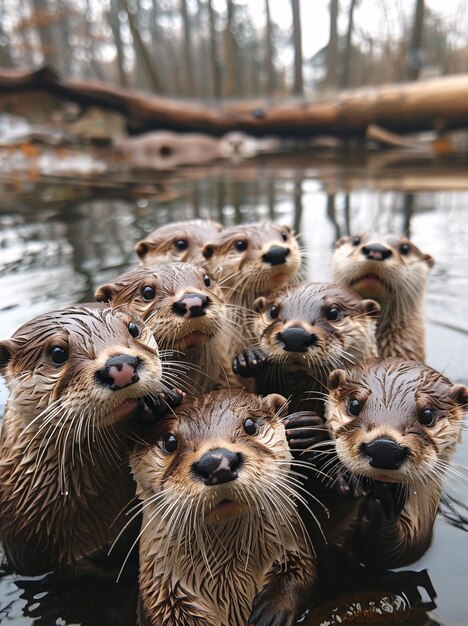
[262,245,289,266]
[97,354,140,390]
[193,448,243,485]
[361,438,409,470]
[361,243,392,261]
[277,328,317,352]
[172,293,209,318]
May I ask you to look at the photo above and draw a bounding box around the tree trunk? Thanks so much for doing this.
[109,0,128,87]
[224,0,237,98]
[291,0,303,96]
[340,0,356,88]
[207,0,222,99]
[408,0,425,81]
[326,0,339,90]
[180,0,196,96]
[265,0,275,96]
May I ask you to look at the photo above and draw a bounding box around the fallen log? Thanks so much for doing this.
[2,67,468,137]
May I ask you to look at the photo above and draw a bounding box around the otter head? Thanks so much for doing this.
[131,391,294,532]
[332,233,434,309]
[135,220,222,266]
[202,223,301,301]
[96,263,226,353]
[326,358,467,485]
[253,283,380,376]
[0,305,164,431]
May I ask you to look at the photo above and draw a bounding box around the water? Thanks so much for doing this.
[0,153,467,625]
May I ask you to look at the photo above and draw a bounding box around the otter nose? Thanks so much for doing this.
[361,438,409,470]
[262,245,290,266]
[193,448,242,486]
[361,243,392,261]
[277,328,317,352]
[97,355,140,390]
[172,293,209,318]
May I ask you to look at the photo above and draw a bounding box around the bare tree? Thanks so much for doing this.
[124,0,163,92]
[326,0,339,89]
[180,0,195,96]
[291,0,303,95]
[340,0,357,87]
[265,0,275,95]
[408,0,425,80]
[207,0,222,98]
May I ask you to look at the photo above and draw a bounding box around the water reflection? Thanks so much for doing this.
[0,156,467,624]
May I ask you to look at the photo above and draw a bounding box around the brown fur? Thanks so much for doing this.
[332,233,434,361]
[135,219,222,266]
[95,263,230,392]
[131,391,317,626]
[0,305,169,575]
[326,358,467,567]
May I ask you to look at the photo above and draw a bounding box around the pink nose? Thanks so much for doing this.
[98,355,140,390]
[172,293,208,318]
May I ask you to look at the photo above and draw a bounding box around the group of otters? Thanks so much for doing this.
[0,219,466,626]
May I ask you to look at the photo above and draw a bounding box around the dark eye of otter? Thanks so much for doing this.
[281,231,288,242]
[175,239,188,251]
[49,345,68,365]
[128,322,141,338]
[235,240,248,252]
[268,305,279,320]
[244,418,258,435]
[399,243,411,255]
[351,236,361,246]
[142,285,155,301]
[203,274,211,287]
[162,433,178,453]
[348,398,361,416]
[326,307,340,321]
[420,408,436,427]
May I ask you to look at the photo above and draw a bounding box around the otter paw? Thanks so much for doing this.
[139,389,186,423]
[284,412,328,452]
[233,349,267,378]
[335,473,371,498]
[247,595,297,626]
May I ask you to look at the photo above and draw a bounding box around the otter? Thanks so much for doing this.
[0,305,181,575]
[332,233,434,361]
[233,283,380,416]
[95,263,231,393]
[325,358,467,568]
[130,390,317,626]
[135,219,222,267]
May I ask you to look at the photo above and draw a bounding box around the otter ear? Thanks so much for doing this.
[253,296,269,313]
[328,369,348,392]
[135,240,152,260]
[95,283,116,303]
[0,340,15,373]
[449,385,468,407]
[335,236,350,248]
[423,253,435,269]
[265,393,289,420]
[202,243,218,260]
[359,299,381,317]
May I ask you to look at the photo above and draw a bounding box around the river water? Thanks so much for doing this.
[0,152,467,625]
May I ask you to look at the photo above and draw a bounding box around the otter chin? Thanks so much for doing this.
[205,498,252,524]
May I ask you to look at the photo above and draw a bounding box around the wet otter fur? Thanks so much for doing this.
[135,219,222,267]
[130,391,318,626]
[325,358,467,567]
[0,305,177,575]
[332,233,434,361]
[95,263,232,393]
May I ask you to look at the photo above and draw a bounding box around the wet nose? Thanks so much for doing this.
[277,328,317,352]
[193,448,242,486]
[172,293,209,318]
[97,355,140,390]
[361,243,392,261]
[262,245,290,266]
[361,438,409,470]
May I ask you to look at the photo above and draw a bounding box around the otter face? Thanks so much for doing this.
[131,391,292,526]
[135,220,222,266]
[202,223,301,299]
[96,263,226,352]
[253,283,379,374]
[0,305,163,429]
[326,359,467,485]
[332,233,434,306]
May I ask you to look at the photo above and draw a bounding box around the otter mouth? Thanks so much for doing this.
[109,398,140,422]
[351,273,387,287]
[205,498,251,524]
[178,331,210,350]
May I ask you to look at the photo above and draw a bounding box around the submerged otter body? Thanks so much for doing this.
[326,358,467,567]
[233,283,379,415]
[95,263,230,393]
[135,219,222,266]
[131,391,317,626]
[332,234,434,361]
[0,305,172,575]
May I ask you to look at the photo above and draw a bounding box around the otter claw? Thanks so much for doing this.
[233,349,266,377]
[285,412,328,452]
[138,389,185,423]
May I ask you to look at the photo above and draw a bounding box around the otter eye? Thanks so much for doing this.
[399,243,411,255]
[268,305,279,320]
[128,322,141,338]
[351,236,361,246]
[49,345,68,365]
[174,239,188,251]
[281,231,288,242]
[420,408,436,427]
[203,274,211,287]
[244,418,258,436]
[235,240,248,252]
[142,285,155,301]
[348,399,361,416]
[326,307,340,321]
[162,433,178,453]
